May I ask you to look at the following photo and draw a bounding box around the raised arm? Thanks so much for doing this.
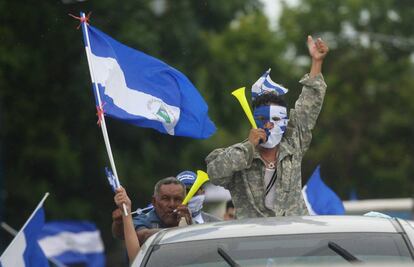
[288,36,329,153]
[308,36,328,78]
[114,187,140,263]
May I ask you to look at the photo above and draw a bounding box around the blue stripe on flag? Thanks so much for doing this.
[0,207,49,267]
[38,221,105,267]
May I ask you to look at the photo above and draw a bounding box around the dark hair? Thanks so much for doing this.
[252,93,287,110]
[226,200,234,210]
[154,177,185,197]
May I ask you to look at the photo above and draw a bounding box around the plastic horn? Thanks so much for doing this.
[231,87,257,129]
[182,170,209,205]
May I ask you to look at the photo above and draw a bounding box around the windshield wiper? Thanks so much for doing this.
[328,241,362,264]
[217,247,240,267]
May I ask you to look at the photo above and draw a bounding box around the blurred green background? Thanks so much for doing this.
[1,0,413,265]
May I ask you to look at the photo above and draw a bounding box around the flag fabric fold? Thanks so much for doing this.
[38,221,105,267]
[302,165,345,215]
[81,21,216,139]
[0,194,49,267]
[251,69,288,100]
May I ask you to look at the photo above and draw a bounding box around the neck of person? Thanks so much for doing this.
[258,145,279,164]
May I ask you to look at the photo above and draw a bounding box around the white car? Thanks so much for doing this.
[132,216,414,266]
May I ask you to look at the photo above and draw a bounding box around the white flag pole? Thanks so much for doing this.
[80,12,128,216]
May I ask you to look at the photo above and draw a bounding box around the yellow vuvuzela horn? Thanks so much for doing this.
[231,87,257,129]
[182,170,209,205]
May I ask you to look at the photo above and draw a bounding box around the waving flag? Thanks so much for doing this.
[38,221,105,267]
[81,21,216,139]
[302,166,345,215]
[251,69,288,100]
[0,193,49,267]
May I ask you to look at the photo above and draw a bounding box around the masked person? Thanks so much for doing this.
[206,36,329,219]
[177,171,221,224]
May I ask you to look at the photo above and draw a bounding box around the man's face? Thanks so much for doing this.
[152,183,185,227]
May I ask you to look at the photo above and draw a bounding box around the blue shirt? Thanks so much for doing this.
[133,209,167,230]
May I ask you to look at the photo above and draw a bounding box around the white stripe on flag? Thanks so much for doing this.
[38,231,104,257]
[88,49,180,135]
[302,185,317,215]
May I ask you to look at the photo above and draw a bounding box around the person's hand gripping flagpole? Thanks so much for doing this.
[78,11,128,216]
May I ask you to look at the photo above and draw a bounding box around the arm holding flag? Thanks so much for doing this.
[114,187,140,262]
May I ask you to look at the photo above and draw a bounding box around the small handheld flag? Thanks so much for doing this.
[105,167,120,192]
[251,69,288,100]
[104,167,128,215]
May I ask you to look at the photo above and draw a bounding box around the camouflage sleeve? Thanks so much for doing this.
[205,141,255,187]
[288,73,327,154]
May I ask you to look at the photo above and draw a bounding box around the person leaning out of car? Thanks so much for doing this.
[112,177,192,245]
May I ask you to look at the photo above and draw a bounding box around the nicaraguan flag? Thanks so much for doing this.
[38,221,105,267]
[81,16,216,139]
[302,165,345,215]
[251,69,288,100]
[0,194,49,267]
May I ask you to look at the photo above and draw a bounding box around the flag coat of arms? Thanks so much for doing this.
[81,21,216,139]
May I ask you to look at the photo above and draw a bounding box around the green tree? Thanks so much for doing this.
[279,0,414,198]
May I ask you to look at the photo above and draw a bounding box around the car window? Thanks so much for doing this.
[143,233,412,266]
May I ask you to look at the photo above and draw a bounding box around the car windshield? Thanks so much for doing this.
[143,233,413,266]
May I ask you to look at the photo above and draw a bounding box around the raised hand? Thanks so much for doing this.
[307,35,329,61]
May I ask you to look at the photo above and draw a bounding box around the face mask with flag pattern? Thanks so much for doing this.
[254,105,288,148]
[252,69,289,148]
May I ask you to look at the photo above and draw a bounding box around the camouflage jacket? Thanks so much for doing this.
[205,73,327,219]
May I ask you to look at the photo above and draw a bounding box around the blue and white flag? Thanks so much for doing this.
[81,16,216,139]
[251,69,288,100]
[105,167,119,192]
[38,221,105,267]
[0,193,49,267]
[302,166,345,215]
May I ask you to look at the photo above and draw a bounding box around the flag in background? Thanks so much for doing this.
[38,221,105,267]
[302,165,345,215]
[0,194,49,267]
[82,23,216,139]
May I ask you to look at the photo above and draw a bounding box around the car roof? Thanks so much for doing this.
[157,215,400,245]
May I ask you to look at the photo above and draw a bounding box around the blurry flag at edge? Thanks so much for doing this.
[81,22,216,139]
[302,165,345,215]
[38,221,105,267]
[0,194,49,267]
